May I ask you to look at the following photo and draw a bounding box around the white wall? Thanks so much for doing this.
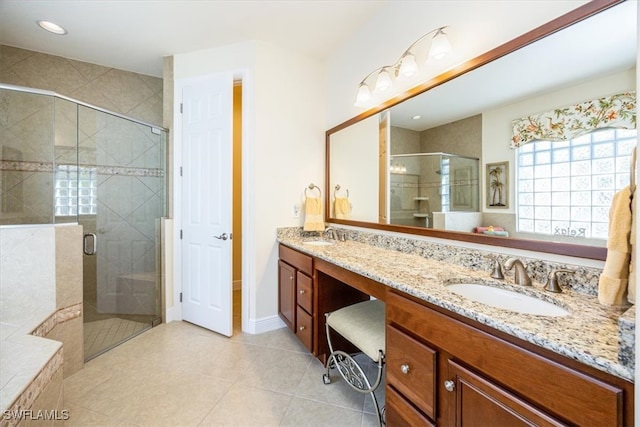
[329,114,379,221]
[172,40,325,332]
[324,0,589,129]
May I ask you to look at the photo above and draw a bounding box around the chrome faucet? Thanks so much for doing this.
[503,258,532,286]
[324,227,337,240]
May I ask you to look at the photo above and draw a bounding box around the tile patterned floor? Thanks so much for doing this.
[64,320,384,426]
[84,318,149,360]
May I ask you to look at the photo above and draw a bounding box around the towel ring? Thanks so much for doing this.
[305,183,322,198]
[334,184,349,199]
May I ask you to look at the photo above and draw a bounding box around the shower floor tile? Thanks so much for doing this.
[84,318,149,360]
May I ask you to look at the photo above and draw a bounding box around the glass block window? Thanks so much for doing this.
[55,165,97,216]
[440,157,450,211]
[517,128,636,240]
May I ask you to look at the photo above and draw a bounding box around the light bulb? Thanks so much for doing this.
[428,28,452,60]
[354,83,372,107]
[374,69,392,93]
[399,53,418,77]
[37,20,67,35]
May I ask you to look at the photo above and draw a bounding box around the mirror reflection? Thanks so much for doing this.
[327,1,636,252]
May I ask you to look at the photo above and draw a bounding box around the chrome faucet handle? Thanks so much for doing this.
[503,258,532,286]
[544,269,575,293]
[490,258,504,280]
[324,227,337,240]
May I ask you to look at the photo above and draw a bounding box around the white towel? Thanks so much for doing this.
[303,197,324,231]
[598,186,632,306]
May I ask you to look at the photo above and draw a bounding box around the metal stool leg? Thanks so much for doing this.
[323,314,386,426]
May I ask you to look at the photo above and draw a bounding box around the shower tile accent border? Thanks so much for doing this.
[0,349,63,427]
[0,160,164,177]
[31,303,82,338]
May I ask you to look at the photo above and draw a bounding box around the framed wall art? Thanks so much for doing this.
[486,161,508,209]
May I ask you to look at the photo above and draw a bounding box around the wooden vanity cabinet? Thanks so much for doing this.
[278,244,372,359]
[386,290,632,427]
[278,244,314,352]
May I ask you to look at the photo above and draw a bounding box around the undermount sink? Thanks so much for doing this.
[302,240,335,246]
[446,283,569,317]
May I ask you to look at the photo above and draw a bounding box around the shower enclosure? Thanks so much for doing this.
[0,84,167,360]
[389,152,479,227]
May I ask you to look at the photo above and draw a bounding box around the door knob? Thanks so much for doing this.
[214,233,228,240]
[444,380,456,392]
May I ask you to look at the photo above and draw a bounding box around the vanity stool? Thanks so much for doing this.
[322,299,386,426]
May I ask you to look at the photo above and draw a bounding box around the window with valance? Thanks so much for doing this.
[511,92,636,148]
[510,92,637,240]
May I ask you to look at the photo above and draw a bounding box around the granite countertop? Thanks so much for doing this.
[277,234,634,382]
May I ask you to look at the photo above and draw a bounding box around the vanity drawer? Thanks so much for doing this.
[296,306,313,351]
[386,324,437,420]
[386,385,435,427]
[296,272,313,313]
[279,244,313,276]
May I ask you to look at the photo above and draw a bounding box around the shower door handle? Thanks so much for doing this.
[84,233,97,255]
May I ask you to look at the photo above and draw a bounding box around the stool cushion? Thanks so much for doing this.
[327,299,385,362]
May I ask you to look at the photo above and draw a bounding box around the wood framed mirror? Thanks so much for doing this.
[325,0,636,260]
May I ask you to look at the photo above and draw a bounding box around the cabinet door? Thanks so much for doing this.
[278,260,296,331]
[447,360,567,427]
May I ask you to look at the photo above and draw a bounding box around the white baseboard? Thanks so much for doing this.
[243,314,286,334]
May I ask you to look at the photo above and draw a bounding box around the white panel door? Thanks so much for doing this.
[181,73,233,336]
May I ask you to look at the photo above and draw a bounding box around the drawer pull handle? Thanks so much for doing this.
[400,364,410,375]
[444,380,455,392]
[299,289,305,294]
[299,326,306,331]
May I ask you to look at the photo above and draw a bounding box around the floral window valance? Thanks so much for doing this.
[511,91,636,148]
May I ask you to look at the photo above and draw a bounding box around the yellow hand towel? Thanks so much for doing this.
[598,186,632,306]
[334,197,351,220]
[303,197,325,231]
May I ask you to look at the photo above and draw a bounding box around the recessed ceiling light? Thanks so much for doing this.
[37,20,67,35]
[411,115,422,120]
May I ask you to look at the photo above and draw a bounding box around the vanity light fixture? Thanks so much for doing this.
[37,20,67,35]
[354,26,452,107]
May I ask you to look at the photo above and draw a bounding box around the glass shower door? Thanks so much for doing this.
[78,105,166,360]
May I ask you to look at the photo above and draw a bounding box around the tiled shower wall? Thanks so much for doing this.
[1,45,165,317]
[0,45,163,125]
[0,44,164,225]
